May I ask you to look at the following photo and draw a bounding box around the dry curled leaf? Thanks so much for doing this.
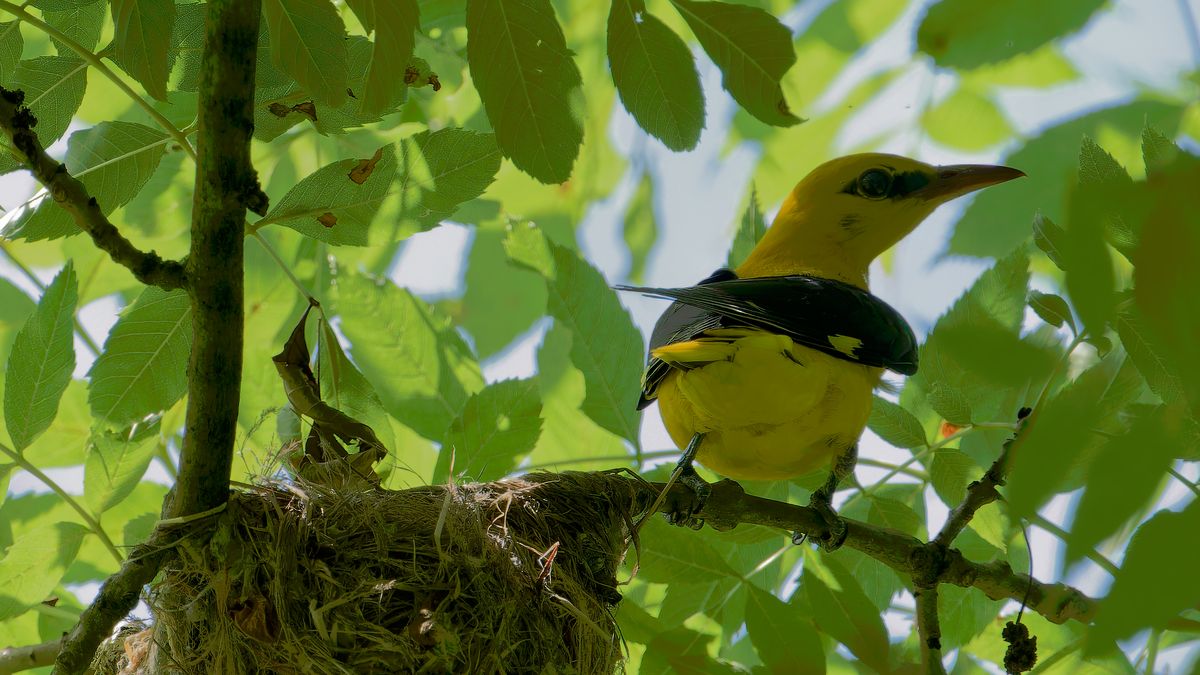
[231,593,282,644]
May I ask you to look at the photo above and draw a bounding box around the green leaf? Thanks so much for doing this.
[669,0,799,127]
[345,0,419,115]
[607,0,704,151]
[922,87,1012,150]
[726,185,764,270]
[43,1,107,55]
[460,227,546,359]
[466,0,584,184]
[746,585,824,674]
[87,288,192,427]
[317,322,395,455]
[1089,501,1200,651]
[539,242,643,446]
[84,426,158,515]
[930,448,975,506]
[937,583,1002,648]
[0,22,20,83]
[393,129,503,226]
[959,45,1077,88]
[1032,213,1067,271]
[800,556,889,672]
[1066,407,1176,565]
[828,546,903,612]
[912,249,1030,422]
[109,0,176,100]
[1028,291,1075,334]
[917,0,1106,69]
[622,174,657,283]
[9,56,89,147]
[1006,364,1109,520]
[337,273,483,440]
[1141,126,1180,174]
[1115,309,1183,405]
[262,0,349,106]
[0,522,87,621]
[949,100,1184,258]
[866,494,923,538]
[4,262,77,452]
[867,396,926,449]
[259,145,397,246]
[2,122,171,241]
[927,382,972,426]
[637,518,737,584]
[433,378,542,482]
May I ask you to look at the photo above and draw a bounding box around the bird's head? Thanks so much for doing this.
[737,153,1024,286]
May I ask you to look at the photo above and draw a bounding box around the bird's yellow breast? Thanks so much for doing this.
[652,329,880,480]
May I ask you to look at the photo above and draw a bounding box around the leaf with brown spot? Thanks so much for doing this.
[267,102,290,117]
[349,147,385,185]
[317,212,337,228]
[292,101,318,121]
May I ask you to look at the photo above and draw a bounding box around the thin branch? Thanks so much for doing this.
[934,416,1026,547]
[0,638,63,674]
[0,0,196,161]
[641,474,1098,626]
[0,441,123,564]
[1028,513,1120,576]
[1168,466,1200,498]
[0,88,186,291]
[914,585,946,675]
[251,231,319,307]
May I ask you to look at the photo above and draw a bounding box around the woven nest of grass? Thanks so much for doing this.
[133,470,643,674]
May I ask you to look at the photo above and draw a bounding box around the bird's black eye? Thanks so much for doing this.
[857,169,892,199]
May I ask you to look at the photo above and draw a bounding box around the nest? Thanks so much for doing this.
[125,471,643,674]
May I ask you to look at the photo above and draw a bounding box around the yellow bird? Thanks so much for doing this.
[622,154,1023,548]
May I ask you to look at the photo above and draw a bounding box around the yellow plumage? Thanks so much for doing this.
[635,153,1023,504]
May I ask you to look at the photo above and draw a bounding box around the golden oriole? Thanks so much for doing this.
[622,153,1023,548]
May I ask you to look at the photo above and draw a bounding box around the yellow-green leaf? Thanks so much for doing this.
[109,0,175,100]
[262,0,349,106]
[922,87,1012,150]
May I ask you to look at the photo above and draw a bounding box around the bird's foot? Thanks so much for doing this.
[792,492,847,551]
[663,465,710,530]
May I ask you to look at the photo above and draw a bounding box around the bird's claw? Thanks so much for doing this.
[663,466,711,529]
[792,493,847,551]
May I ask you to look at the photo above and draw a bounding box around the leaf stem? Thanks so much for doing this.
[250,231,323,310]
[1168,466,1200,498]
[0,0,196,161]
[1027,512,1119,576]
[0,441,123,564]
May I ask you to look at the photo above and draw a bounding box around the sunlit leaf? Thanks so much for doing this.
[460,227,546,359]
[345,0,420,115]
[867,395,926,449]
[0,522,87,621]
[3,262,76,452]
[337,273,483,440]
[43,1,107,55]
[433,377,542,482]
[393,129,503,226]
[607,0,704,151]
[669,0,799,127]
[9,56,89,147]
[637,518,737,584]
[922,87,1012,150]
[930,448,975,506]
[87,288,192,427]
[84,425,158,515]
[259,145,397,246]
[801,555,889,672]
[1089,500,1200,652]
[466,0,584,184]
[1066,407,1176,565]
[917,0,1105,69]
[262,0,349,107]
[0,22,20,83]
[726,185,764,270]
[959,45,1077,89]
[5,122,170,242]
[938,583,1002,648]
[746,585,824,674]
[622,174,657,283]
[109,0,176,100]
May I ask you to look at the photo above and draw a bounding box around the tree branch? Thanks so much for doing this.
[0,87,186,291]
[651,475,1097,625]
[0,638,62,674]
[914,585,946,675]
[934,411,1029,548]
[170,0,266,519]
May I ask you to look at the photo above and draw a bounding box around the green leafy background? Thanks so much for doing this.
[1,0,1199,671]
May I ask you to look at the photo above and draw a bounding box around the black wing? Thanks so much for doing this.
[622,271,918,409]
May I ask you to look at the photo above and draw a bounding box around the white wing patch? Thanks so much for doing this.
[828,334,863,358]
